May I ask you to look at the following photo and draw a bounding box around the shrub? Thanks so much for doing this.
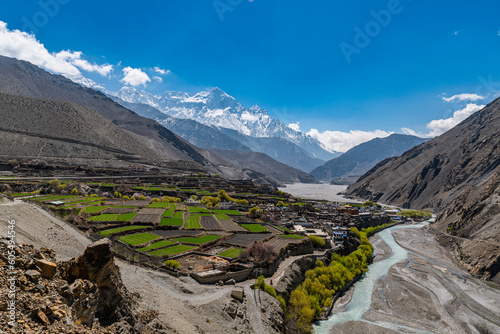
[152,198,160,202]
[138,195,146,200]
[164,259,180,269]
[90,194,99,198]
[114,191,122,198]
[70,188,79,195]
[241,241,277,263]
[308,235,326,248]
[248,206,263,218]
[122,195,130,200]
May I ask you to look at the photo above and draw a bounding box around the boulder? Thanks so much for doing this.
[36,259,57,278]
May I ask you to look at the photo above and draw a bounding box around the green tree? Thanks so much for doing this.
[164,260,180,269]
[248,206,263,218]
[70,188,79,195]
[308,235,326,248]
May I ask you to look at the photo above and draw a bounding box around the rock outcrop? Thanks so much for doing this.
[59,238,139,329]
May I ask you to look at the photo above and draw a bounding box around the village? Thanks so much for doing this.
[0,163,424,289]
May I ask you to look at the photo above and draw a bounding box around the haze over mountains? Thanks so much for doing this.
[311,134,428,182]
[110,86,339,172]
[347,98,500,281]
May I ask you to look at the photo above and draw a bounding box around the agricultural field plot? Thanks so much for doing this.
[138,240,177,252]
[148,245,196,257]
[147,202,176,209]
[188,206,211,213]
[264,224,284,234]
[98,226,149,237]
[175,203,185,210]
[154,230,204,238]
[138,208,165,215]
[184,216,202,229]
[200,216,223,230]
[119,233,160,246]
[218,220,246,232]
[88,214,119,222]
[162,209,174,217]
[224,233,272,247]
[173,211,184,218]
[241,224,268,233]
[173,235,221,245]
[279,234,305,239]
[121,200,150,207]
[189,213,213,217]
[215,214,230,220]
[36,195,79,202]
[116,213,137,222]
[84,206,109,214]
[218,248,244,258]
[265,235,305,252]
[210,209,242,216]
[104,207,136,214]
[160,218,183,227]
[131,214,161,225]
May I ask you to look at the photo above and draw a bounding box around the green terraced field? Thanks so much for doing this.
[241,224,267,232]
[88,214,118,221]
[210,209,242,216]
[279,234,305,239]
[160,218,183,226]
[162,209,174,217]
[84,206,108,214]
[173,235,221,244]
[116,213,137,222]
[138,240,177,252]
[149,245,196,257]
[147,202,175,208]
[189,213,213,217]
[119,233,160,246]
[100,183,117,187]
[98,226,148,236]
[173,211,184,218]
[219,248,244,258]
[188,206,211,213]
[184,216,201,229]
[215,214,230,220]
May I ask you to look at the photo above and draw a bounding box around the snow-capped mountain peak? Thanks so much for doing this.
[108,86,338,160]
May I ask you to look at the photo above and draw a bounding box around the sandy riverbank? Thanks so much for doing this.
[329,226,500,333]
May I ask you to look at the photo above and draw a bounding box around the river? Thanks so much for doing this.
[313,223,428,333]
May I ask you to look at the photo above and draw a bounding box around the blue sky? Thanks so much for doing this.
[0,0,499,150]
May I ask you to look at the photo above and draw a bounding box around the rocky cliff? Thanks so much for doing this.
[347,97,500,281]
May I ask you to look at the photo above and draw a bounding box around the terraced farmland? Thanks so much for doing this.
[219,248,244,258]
[148,245,196,257]
[84,206,108,214]
[188,206,211,213]
[200,216,222,231]
[225,233,272,247]
[162,209,174,217]
[160,218,183,227]
[119,233,160,246]
[210,209,242,216]
[116,212,137,222]
[98,226,148,237]
[173,235,221,245]
[147,202,176,209]
[173,211,184,218]
[241,224,268,233]
[218,220,246,232]
[215,214,230,220]
[138,240,177,252]
[88,214,119,222]
[184,216,201,229]
[265,235,305,252]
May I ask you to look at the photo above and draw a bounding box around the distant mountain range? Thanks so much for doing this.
[310,134,428,182]
[108,86,339,172]
[347,98,500,281]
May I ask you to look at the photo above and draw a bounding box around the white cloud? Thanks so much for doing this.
[288,122,300,132]
[55,50,113,76]
[153,76,163,83]
[0,21,112,87]
[121,67,151,87]
[153,66,171,75]
[241,112,259,122]
[402,103,485,138]
[442,93,484,103]
[307,129,393,153]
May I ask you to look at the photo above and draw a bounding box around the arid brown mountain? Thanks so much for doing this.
[347,97,500,281]
[311,134,427,182]
[0,92,177,169]
[207,148,319,184]
[0,56,260,179]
